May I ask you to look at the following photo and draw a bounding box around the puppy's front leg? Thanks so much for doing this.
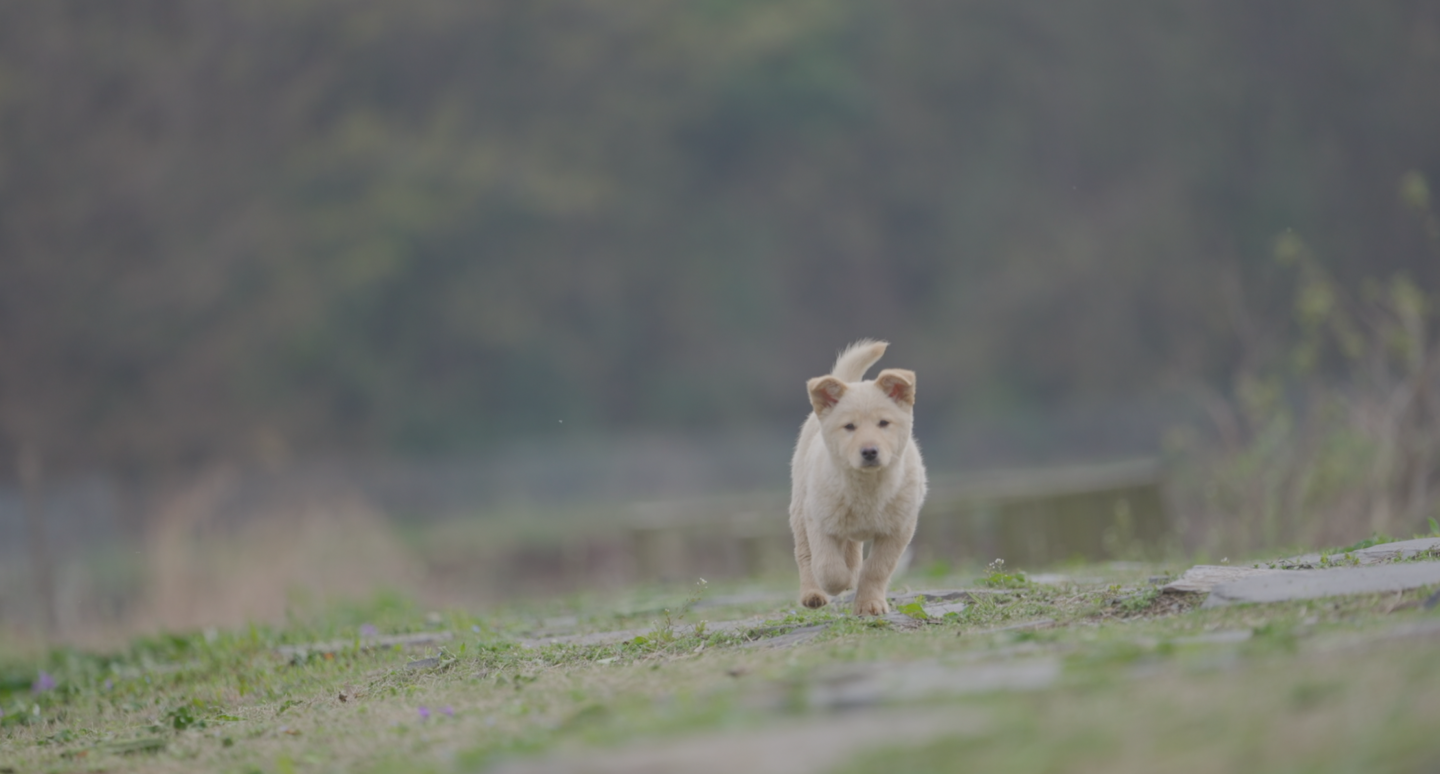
[843,539,863,588]
[808,527,857,599]
[853,532,912,616]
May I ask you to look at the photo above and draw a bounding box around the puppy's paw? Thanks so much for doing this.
[854,596,889,616]
[800,590,830,609]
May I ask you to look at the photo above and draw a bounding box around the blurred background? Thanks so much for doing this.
[3,0,1440,645]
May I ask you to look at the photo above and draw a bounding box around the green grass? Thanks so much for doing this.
[3,562,1439,773]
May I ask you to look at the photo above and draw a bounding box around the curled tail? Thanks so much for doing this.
[831,339,888,382]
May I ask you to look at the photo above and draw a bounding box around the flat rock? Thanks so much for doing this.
[489,706,985,774]
[1202,561,1440,608]
[922,601,970,617]
[882,598,970,628]
[1164,565,1286,594]
[1280,537,1440,568]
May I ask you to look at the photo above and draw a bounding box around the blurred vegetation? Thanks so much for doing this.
[2,1,1439,475]
[1171,172,1440,552]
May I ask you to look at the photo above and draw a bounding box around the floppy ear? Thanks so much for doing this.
[807,376,847,416]
[875,369,916,407]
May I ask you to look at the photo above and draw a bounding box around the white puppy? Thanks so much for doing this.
[789,339,928,615]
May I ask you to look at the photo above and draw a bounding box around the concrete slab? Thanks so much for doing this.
[1202,561,1440,608]
[1164,565,1286,594]
[1280,537,1440,568]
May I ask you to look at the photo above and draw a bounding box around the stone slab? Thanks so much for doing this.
[1280,537,1440,568]
[1164,565,1287,594]
[1202,561,1440,608]
[922,601,970,617]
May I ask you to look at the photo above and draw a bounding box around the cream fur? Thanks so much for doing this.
[789,340,928,615]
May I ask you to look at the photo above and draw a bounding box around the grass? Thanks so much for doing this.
[2,556,1439,773]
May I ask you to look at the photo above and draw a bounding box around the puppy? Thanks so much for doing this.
[789,339,928,616]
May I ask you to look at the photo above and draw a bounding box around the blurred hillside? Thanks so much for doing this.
[2,0,1439,477]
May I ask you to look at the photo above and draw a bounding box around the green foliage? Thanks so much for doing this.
[1174,197,1440,554]
[981,559,1031,589]
[162,701,205,731]
[895,596,930,621]
[1329,533,1399,555]
[1115,587,1160,616]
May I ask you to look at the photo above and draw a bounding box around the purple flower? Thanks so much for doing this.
[359,624,378,637]
[103,679,113,691]
[32,671,56,693]
[417,706,431,720]
[441,705,454,717]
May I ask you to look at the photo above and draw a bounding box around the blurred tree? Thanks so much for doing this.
[1,0,1437,474]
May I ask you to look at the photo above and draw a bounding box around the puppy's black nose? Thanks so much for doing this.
[860,446,879,462]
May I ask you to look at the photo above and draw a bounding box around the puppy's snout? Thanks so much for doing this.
[860,446,880,464]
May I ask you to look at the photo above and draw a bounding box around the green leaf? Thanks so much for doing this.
[896,596,929,620]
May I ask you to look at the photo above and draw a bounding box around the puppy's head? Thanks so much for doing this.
[807,368,916,472]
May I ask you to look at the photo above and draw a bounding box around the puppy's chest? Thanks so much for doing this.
[817,492,894,537]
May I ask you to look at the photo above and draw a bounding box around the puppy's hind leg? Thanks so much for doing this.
[792,513,829,609]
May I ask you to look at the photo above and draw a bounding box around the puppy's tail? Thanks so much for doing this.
[831,339,889,382]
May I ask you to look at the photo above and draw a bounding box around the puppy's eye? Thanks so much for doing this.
[843,423,856,431]
[878,420,891,428]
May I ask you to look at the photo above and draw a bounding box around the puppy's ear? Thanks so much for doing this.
[875,369,916,407]
[807,376,847,415]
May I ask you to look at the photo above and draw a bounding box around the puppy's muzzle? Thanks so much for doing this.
[859,446,880,467]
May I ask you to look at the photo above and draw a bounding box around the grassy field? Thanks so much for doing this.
[3,550,1439,773]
